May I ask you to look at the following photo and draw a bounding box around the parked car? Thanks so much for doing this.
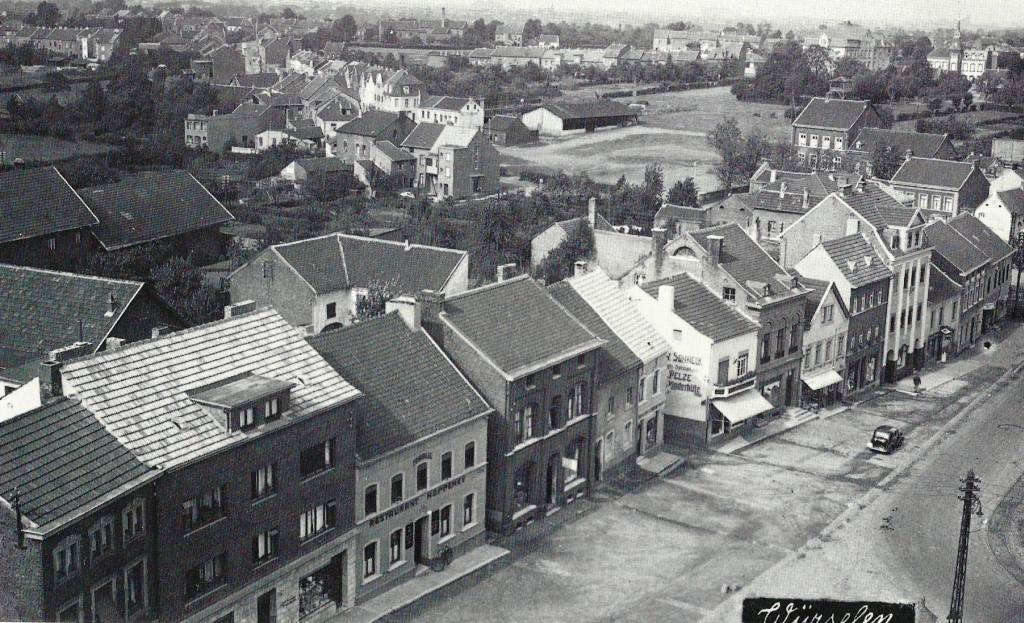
[868,425,904,454]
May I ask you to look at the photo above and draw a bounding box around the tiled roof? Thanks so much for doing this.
[923,221,989,275]
[654,204,706,224]
[849,128,951,158]
[0,264,143,371]
[294,157,348,174]
[997,188,1024,215]
[485,115,521,132]
[838,183,920,230]
[81,170,234,251]
[557,214,616,233]
[374,140,415,162]
[421,96,475,112]
[442,275,603,376]
[0,398,151,528]
[928,266,960,304]
[819,234,893,288]
[688,223,792,298]
[891,158,977,190]
[60,308,361,468]
[270,233,466,296]
[308,313,489,462]
[337,110,401,138]
[401,122,446,150]
[799,277,832,318]
[792,97,873,130]
[563,268,669,363]
[537,100,635,121]
[641,272,758,342]
[734,190,814,215]
[384,69,423,87]
[0,166,98,245]
[435,126,479,149]
[948,213,1012,262]
[548,281,640,383]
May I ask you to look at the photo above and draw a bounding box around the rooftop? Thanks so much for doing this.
[891,157,979,190]
[641,272,758,342]
[849,128,952,158]
[190,374,295,410]
[923,220,989,275]
[401,122,446,150]
[687,222,796,300]
[792,97,874,130]
[819,234,893,288]
[948,213,1012,262]
[537,100,635,121]
[0,166,98,245]
[548,281,641,384]
[337,110,402,138]
[996,188,1024,215]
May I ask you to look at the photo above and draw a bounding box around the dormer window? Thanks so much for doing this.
[762,284,771,297]
[191,374,295,433]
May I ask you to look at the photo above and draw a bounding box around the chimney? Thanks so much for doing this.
[441,7,446,28]
[574,260,588,278]
[802,187,809,209]
[496,263,517,282]
[107,292,118,315]
[769,169,777,183]
[651,227,668,277]
[846,217,860,236]
[212,109,218,116]
[706,235,724,265]
[404,239,411,251]
[385,295,421,330]
[779,182,787,198]
[225,300,257,318]
[151,326,174,339]
[587,197,596,228]
[39,360,62,398]
[106,337,124,351]
[905,149,913,162]
[658,285,675,311]
[49,341,93,362]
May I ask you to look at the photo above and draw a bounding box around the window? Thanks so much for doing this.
[239,406,255,430]
[552,363,561,378]
[607,395,615,414]
[326,302,337,319]
[364,485,378,517]
[251,463,277,500]
[416,462,429,492]
[464,442,476,469]
[577,354,586,368]
[798,133,807,146]
[623,421,633,451]
[563,444,580,485]
[266,397,280,422]
[723,286,736,302]
[252,528,279,564]
[182,485,225,532]
[814,343,822,365]
[390,473,404,504]
[463,493,475,526]
[440,505,452,538]
[822,305,834,323]
[431,509,440,535]
[917,304,923,322]
[298,501,336,541]
[776,328,786,358]
[48,237,56,250]
[736,353,748,377]
[185,553,226,600]
[804,348,812,369]
[761,332,771,363]
[638,378,645,403]
[363,542,377,579]
[123,498,145,541]
[890,315,896,333]
[390,529,403,566]
[652,370,660,395]
[441,452,452,480]
[835,137,843,151]
[299,439,334,479]
[824,338,832,361]
[525,373,537,389]
[810,134,818,147]
[626,387,634,404]
[53,535,80,582]
[58,599,81,622]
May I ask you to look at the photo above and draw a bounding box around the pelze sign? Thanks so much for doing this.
[666,351,704,421]
[742,598,915,623]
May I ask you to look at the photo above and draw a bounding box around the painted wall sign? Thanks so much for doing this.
[742,598,915,623]
[666,350,706,421]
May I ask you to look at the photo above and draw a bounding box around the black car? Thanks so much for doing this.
[868,425,904,454]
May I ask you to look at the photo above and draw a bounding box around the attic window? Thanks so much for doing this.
[863,256,872,267]
[762,284,772,297]
[190,374,295,433]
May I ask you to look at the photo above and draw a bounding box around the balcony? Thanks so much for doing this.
[711,371,757,399]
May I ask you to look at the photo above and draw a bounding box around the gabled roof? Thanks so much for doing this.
[374,140,415,162]
[923,220,989,275]
[928,266,960,305]
[384,69,423,88]
[535,100,635,121]
[799,277,846,320]
[849,128,952,158]
[441,275,603,377]
[308,313,490,462]
[819,234,893,288]
[337,110,402,138]
[60,308,361,468]
[293,157,348,174]
[0,398,151,529]
[269,233,466,296]
[485,115,523,132]
[688,223,794,299]
[654,203,707,224]
[996,188,1024,215]
[641,272,758,342]
[420,96,476,112]
[792,97,874,130]
[0,166,98,245]
[81,170,235,251]
[891,157,978,190]
[948,213,1013,262]
[836,183,922,230]
[435,126,479,149]
[401,122,446,150]
[0,264,144,371]
[548,281,641,384]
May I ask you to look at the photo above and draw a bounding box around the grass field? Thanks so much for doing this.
[498,87,790,193]
[0,133,113,163]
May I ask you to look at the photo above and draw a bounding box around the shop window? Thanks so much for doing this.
[563,442,581,487]
[513,464,533,511]
[646,413,658,448]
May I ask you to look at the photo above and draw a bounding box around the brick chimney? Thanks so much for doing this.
[769,169,777,183]
[416,289,446,343]
[39,360,62,399]
[905,149,914,162]
[48,342,93,362]
[496,263,517,282]
[105,337,124,351]
[658,285,675,311]
[651,227,668,278]
[225,300,257,318]
[706,235,724,265]
[779,182,787,198]
[802,187,809,210]
[385,295,421,331]
[151,326,174,339]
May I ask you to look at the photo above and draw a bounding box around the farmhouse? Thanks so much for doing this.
[522,100,638,138]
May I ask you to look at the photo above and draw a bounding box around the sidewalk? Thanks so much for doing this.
[330,545,509,623]
[716,402,850,455]
[894,359,984,395]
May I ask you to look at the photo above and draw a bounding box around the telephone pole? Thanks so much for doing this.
[947,469,981,623]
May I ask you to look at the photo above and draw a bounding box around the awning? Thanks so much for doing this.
[712,389,774,424]
[802,369,844,391]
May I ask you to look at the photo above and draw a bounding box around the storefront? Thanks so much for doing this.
[709,389,775,439]
[801,369,844,407]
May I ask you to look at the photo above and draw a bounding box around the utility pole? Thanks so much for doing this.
[947,469,981,623]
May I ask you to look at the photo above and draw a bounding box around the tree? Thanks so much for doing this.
[334,15,358,42]
[523,18,543,44]
[667,177,700,207]
[356,278,399,321]
[536,220,594,285]
[707,117,744,192]
[29,1,61,27]
[870,138,904,180]
[639,162,664,212]
[280,7,298,19]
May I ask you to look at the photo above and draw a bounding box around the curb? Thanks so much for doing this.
[698,358,1024,623]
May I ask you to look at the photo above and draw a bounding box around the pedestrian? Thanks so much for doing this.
[913,374,922,392]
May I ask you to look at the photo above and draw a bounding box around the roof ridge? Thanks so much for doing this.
[446,273,531,300]
[0,262,145,288]
[336,233,466,255]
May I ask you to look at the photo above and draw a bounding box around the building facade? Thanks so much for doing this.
[798,279,850,407]
[792,98,882,171]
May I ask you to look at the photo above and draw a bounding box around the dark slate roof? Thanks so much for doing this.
[538,100,635,121]
[820,234,893,288]
[308,313,490,461]
[0,166,98,245]
[839,184,920,230]
[654,204,706,224]
[485,115,522,132]
[401,122,446,150]
[0,398,150,528]
[547,282,641,384]
[0,264,143,371]
[337,110,401,138]
[641,272,757,342]
[688,223,792,298]
[421,96,474,111]
[442,276,602,376]
[928,266,960,304]
[274,233,347,293]
[294,157,348,174]
[849,128,952,158]
[557,214,616,233]
[81,170,234,251]
[923,221,989,275]
[734,190,813,215]
[800,276,831,317]
[997,188,1024,215]
[792,97,873,130]
[948,213,1012,262]
[891,157,977,190]
[375,140,415,162]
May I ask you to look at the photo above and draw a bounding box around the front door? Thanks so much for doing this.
[414,515,430,565]
[784,369,794,406]
[546,461,557,505]
[257,589,276,623]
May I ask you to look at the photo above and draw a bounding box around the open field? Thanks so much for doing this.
[0,133,113,163]
[498,87,790,193]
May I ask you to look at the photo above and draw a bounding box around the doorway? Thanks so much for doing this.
[594,439,603,482]
[414,516,430,566]
[545,460,557,505]
[257,589,276,623]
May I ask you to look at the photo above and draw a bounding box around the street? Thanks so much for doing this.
[405,325,1024,623]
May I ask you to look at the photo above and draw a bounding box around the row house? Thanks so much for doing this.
[549,266,671,477]
[798,278,851,407]
[794,235,892,396]
[419,276,604,535]
[738,165,850,241]
[780,183,933,382]
[329,110,416,162]
[229,233,468,333]
[481,47,561,70]
[926,267,962,363]
[400,123,501,199]
[845,129,957,178]
[631,274,768,448]
[890,158,990,216]
[792,97,882,171]
[415,96,485,131]
[309,312,491,602]
[185,104,274,152]
[59,306,365,623]
[924,218,991,350]
[657,223,810,419]
[947,214,1013,328]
